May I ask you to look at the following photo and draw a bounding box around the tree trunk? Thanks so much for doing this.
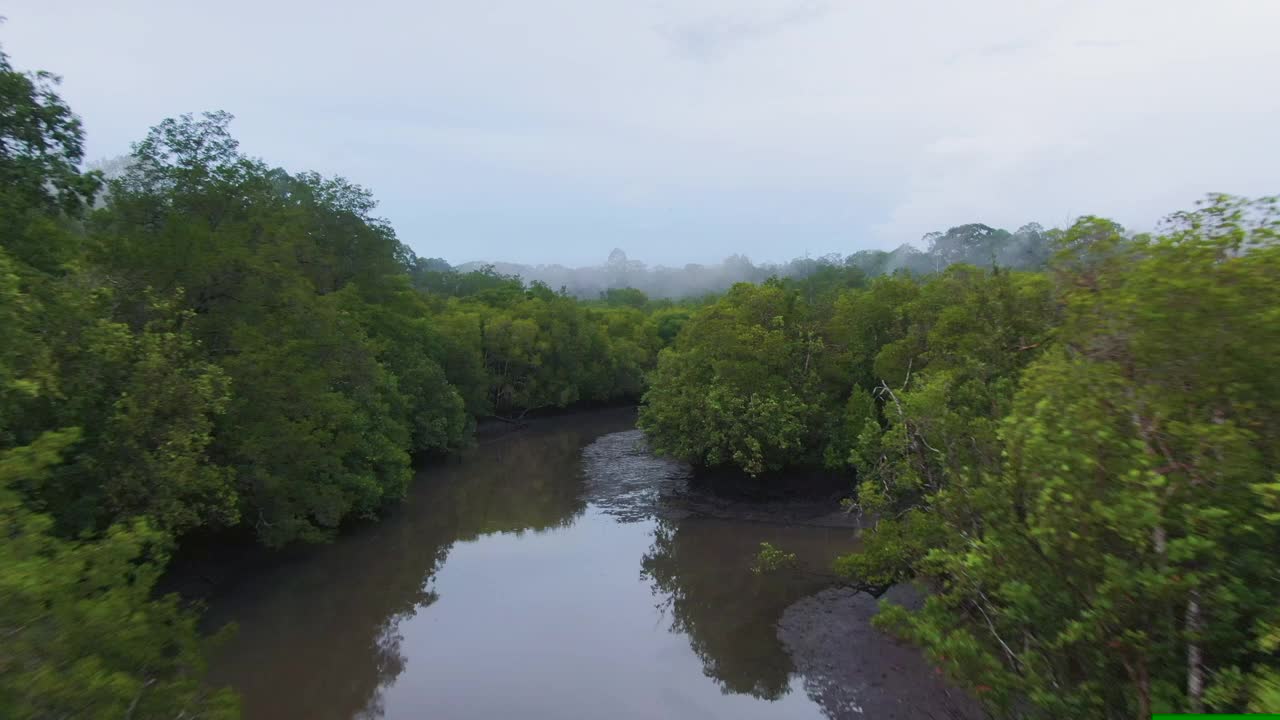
[1186,590,1205,712]
[1135,659,1152,720]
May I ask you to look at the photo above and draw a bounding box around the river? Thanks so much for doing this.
[200,408,978,720]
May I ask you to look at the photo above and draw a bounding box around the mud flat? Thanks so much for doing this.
[778,585,986,720]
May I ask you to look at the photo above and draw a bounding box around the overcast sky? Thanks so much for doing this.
[6,0,1278,265]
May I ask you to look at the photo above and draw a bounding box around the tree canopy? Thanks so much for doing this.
[0,44,675,717]
[639,191,1280,716]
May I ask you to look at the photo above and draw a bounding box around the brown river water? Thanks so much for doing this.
[200,408,979,720]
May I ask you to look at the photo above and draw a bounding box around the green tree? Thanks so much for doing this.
[639,281,834,475]
[0,430,238,720]
[853,196,1280,717]
[0,46,100,223]
[94,111,426,545]
[35,294,236,536]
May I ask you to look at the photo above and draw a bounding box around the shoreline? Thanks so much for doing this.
[163,406,642,603]
[777,584,986,720]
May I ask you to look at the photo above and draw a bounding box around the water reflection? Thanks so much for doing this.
[202,521,449,719]
[205,412,862,720]
[436,425,591,540]
[640,517,854,700]
[205,411,631,720]
[353,622,408,720]
[585,430,860,703]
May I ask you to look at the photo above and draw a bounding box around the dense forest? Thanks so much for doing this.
[640,201,1280,715]
[3,43,1278,719]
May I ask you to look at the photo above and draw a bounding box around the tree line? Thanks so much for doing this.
[438,220,1053,300]
[0,47,689,718]
[640,196,1280,715]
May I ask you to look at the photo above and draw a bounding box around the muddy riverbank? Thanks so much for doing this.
[778,585,985,719]
[197,408,977,720]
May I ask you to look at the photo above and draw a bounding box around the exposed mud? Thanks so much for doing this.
[582,429,860,527]
[585,428,982,719]
[778,585,986,720]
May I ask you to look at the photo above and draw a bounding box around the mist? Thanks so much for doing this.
[423,221,1053,299]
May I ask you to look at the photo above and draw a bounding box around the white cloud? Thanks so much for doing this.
[5,0,1278,261]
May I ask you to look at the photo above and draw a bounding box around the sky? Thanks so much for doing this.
[5,0,1278,266]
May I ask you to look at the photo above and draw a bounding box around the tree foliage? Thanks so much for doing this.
[639,191,1280,715]
[639,279,837,475]
[863,197,1280,717]
[0,44,679,715]
[0,431,238,719]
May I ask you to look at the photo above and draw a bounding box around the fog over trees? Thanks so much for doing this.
[438,222,1052,300]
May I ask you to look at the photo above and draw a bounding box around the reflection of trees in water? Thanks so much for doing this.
[442,427,590,540]
[353,621,409,720]
[209,415,612,719]
[205,513,452,720]
[639,517,843,701]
